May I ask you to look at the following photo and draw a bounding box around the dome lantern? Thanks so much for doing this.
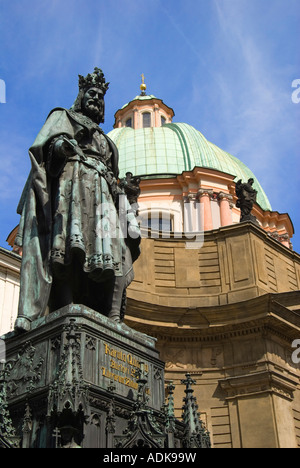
[113,78,174,130]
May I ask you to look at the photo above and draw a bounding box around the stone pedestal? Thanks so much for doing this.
[2,305,166,448]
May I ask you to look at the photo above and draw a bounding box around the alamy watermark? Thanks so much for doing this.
[291,79,300,104]
[0,79,6,103]
[292,339,300,364]
[95,195,205,249]
[0,338,6,365]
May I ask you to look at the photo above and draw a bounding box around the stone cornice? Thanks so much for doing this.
[135,221,300,259]
[207,222,298,259]
[219,369,299,401]
[126,317,299,345]
[125,291,300,342]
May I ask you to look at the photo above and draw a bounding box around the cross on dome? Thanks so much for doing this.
[140,73,147,95]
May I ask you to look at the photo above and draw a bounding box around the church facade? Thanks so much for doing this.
[1,82,300,448]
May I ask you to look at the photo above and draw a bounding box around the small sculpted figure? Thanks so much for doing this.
[235,178,258,224]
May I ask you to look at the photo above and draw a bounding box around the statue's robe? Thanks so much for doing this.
[14,108,140,332]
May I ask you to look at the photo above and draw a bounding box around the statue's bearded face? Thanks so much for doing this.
[82,87,104,123]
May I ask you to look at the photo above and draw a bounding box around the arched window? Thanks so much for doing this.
[143,112,151,128]
[161,116,166,126]
[125,117,132,128]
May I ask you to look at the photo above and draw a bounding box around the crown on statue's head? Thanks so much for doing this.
[78,67,109,95]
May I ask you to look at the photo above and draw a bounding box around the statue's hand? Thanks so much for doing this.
[61,137,79,156]
[54,136,78,158]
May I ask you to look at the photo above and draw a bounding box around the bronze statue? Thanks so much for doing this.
[235,178,259,224]
[14,68,141,332]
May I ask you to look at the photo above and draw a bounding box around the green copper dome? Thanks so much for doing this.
[108,122,272,211]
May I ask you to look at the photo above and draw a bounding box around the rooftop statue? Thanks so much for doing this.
[235,178,259,224]
[14,68,141,332]
[118,172,141,208]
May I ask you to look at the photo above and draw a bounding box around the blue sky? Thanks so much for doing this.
[0,0,299,252]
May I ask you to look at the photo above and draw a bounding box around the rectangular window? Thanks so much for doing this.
[141,212,173,232]
[143,112,151,128]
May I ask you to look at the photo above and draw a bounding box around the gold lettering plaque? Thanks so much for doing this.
[101,342,150,393]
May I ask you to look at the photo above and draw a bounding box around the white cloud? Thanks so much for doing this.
[210,0,300,210]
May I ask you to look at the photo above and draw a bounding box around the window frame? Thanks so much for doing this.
[142,112,151,128]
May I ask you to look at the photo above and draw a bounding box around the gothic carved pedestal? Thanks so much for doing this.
[1,305,210,448]
[2,305,166,448]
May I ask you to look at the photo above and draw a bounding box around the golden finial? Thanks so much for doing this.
[140,73,147,95]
